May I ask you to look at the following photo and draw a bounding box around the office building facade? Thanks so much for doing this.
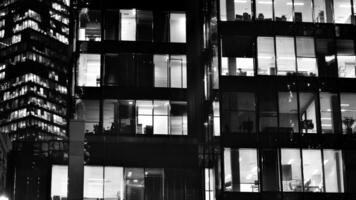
[50,0,206,199]
[0,0,70,199]
[208,0,356,200]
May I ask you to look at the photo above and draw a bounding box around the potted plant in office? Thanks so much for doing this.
[342,117,355,134]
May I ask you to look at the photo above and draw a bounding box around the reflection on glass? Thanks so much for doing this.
[154,55,169,87]
[78,54,101,87]
[79,9,101,41]
[256,0,273,20]
[278,92,299,133]
[257,37,276,75]
[136,10,153,41]
[313,0,333,23]
[296,37,318,76]
[276,37,296,75]
[125,168,144,200]
[224,148,259,192]
[170,55,187,88]
[120,9,136,41]
[213,101,220,136]
[154,55,186,88]
[340,93,356,134]
[319,93,341,134]
[299,93,318,133]
[170,13,186,43]
[274,0,293,21]
[170,101,188,135]
[205,168,215,200]
[222,92,256,133]
[323,150,344,192]
[337,40,356,78]
[294,0,312,22]
[302,150,324,192]
[334,0,352,24]
[281,149,302,192]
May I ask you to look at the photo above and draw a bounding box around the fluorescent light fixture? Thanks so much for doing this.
[341,103,350,107]
[234,0,247,3]
[287,2,305,6]
[257,1,272,4]
[339,4,351,8]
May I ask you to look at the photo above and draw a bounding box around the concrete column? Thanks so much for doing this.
[68,120,85,200]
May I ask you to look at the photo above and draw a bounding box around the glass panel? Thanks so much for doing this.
[170,55,186,88]
[302,150,324,192]
[136,101,153,134]
[120,9,136,41]
[84,166,104,199]
[337,40,356,78]
[281,149,302,192]
[224,148,259,192]
[82,100,100,135]
[153,100,169,135]
[323,150,344,192]
[154,55,169,87]
[257,37,276,75]
[78,54,101,87]
[276,37,296,75]
[170,13,186,43]
[278,92,299,133]
[334,0,352,24]
[205,168,215,200]
[261,149,280,191]
[136,10,153,41]
[103,99,116,133]
[316,39,337,77]
[313,0,333,23]
[125,168,144,200]
[104,167,124,200]
[104,10,120,40]
[319,93,341,134]
[234,0,252,21]
[256,0,273,20]
[170,101,188,135]
[145,169,164,200]
[213,101,221,136]
[51,165,68,200]
[299,93,318,134]
[222,92,256,133]
[259,91,278,133]
[118,100,135,135]
[79,9,101,41]
[296,37,318,76]
[274,0,293,21]
[340,93,356,134]
[135,54,154,87]
[294,0,312,22]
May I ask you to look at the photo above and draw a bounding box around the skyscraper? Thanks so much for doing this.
[0,0,70,199]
